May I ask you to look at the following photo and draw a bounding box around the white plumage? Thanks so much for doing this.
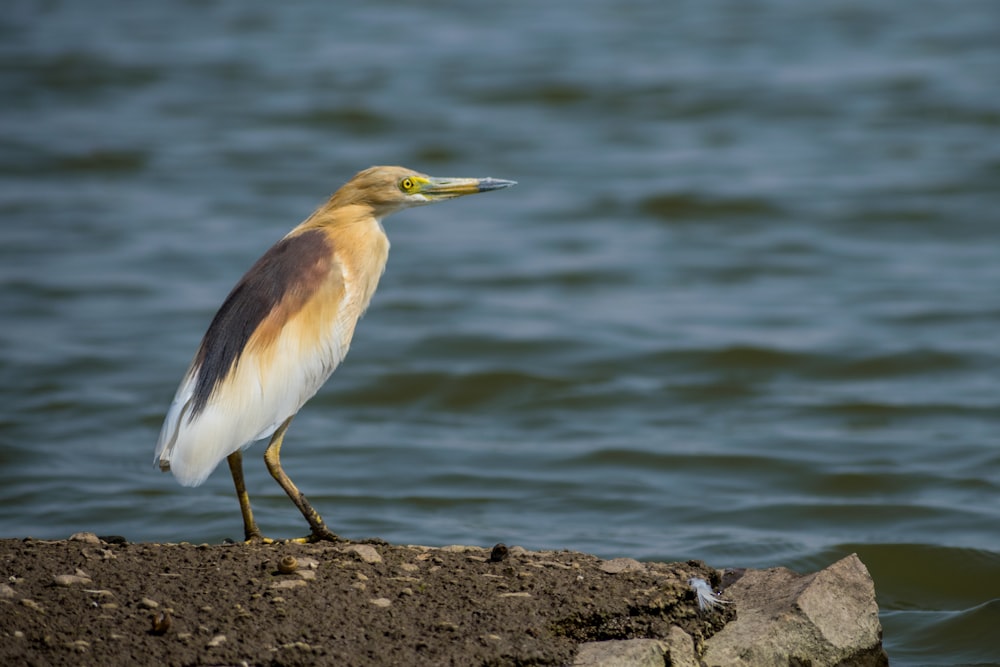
[155,222,387,486]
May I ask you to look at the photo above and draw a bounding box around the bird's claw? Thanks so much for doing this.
[239,530,339,545]
[305,527,341,543]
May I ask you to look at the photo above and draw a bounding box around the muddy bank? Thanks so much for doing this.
[1,534,889,666]
[0,534,734,666]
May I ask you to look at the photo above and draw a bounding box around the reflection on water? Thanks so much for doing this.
[1,1,998,664]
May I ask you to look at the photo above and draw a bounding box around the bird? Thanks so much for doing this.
[155,165,516,543]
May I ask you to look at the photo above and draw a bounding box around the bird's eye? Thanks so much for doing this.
[400,178,415,192]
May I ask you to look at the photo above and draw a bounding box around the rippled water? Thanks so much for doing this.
[2,1,999,663]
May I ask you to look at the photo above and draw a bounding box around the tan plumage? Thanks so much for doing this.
[155,166,516,542]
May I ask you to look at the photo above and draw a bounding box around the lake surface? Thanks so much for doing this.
[2,1,998,663]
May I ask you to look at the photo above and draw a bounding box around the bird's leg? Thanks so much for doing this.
[263,417,340,543]
[227,450,273,544]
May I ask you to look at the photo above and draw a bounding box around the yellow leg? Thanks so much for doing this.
[227,450,273,544]
[263,416,340,543]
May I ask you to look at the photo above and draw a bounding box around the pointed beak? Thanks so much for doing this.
[418,176,517,200]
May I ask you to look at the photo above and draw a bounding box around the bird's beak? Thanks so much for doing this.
[418,176,517,200]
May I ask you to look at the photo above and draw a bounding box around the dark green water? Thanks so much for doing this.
[2,2,998,663]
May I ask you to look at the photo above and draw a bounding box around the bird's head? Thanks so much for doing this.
[331,165,516,217]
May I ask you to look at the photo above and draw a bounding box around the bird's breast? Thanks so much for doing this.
[230,221,389,426]
[298,219,389,379]
[333,220,389,303]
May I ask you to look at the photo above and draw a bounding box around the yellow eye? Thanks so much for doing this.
[400,178,415,192]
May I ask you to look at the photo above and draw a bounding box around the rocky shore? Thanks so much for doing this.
[0,534,887,666]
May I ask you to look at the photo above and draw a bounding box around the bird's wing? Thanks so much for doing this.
[155,229,349,486]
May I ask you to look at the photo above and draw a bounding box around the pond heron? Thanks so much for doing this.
[155,165,516,542]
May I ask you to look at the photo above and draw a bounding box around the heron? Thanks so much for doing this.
[155,165,516,543]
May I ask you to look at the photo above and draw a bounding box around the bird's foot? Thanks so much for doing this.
[277,533,340,544]
[291,525,340,543]
[240,531,338,545]
[243,531,276,545]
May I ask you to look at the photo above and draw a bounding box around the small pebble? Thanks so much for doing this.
[598,558,645,574]
[441,545,478,553]
[139,597,159,609]
[68,532,100,545]
[344,544,382,564]
[369,597,392,607]
[0,584,16,599]
[270,579,307,590]
[53,574,92,587]
[81,547,115,561]
[281,641,313,651]
[207,634,227,648]
[84,589,115,599]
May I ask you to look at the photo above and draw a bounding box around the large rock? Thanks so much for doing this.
[702,553,888,666]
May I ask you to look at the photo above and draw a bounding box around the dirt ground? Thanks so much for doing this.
[0,533,733,666]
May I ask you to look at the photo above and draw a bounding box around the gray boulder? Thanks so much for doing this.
[702,553,888,666]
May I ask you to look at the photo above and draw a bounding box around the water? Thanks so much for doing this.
[2,1,998,663]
